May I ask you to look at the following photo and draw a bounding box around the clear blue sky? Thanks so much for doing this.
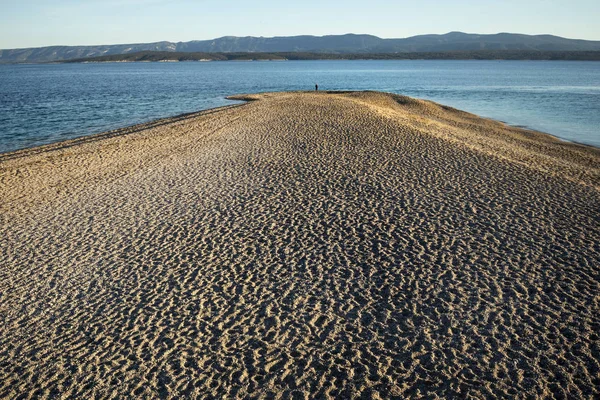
[1,0,599,49]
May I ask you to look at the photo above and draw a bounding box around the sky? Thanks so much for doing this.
[1,0,599,49]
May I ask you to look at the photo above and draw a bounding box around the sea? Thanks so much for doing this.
[0,60,599,153]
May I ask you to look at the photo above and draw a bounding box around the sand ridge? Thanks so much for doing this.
[1,92,599,398]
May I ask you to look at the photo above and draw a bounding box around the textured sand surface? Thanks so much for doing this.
[1,91,599,399]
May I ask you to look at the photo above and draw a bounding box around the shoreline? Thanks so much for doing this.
[494,120,599,149]
[0,102,245,161]
[3,58,599,65]
[1,91,598,160]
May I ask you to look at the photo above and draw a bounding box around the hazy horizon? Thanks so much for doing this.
[1,0,599,49]
[3,31,600,51]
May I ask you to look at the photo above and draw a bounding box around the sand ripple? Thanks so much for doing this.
[1,92,599,398]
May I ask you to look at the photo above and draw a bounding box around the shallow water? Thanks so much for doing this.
[0,60,599,153]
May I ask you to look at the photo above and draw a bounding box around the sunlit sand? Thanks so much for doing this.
[1,91,598,398]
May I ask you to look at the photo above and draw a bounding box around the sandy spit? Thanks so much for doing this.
[1,91,599,399]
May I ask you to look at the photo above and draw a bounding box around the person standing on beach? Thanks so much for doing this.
[315,83,318,91]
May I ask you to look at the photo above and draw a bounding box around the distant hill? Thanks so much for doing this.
[2,32,600,64]
[65,50,600,63]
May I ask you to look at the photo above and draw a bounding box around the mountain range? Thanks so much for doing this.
[2,32,600,64]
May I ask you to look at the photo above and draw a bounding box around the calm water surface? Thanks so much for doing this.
[0,60,599,153]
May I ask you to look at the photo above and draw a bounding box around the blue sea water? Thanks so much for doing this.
[0,60,599,153]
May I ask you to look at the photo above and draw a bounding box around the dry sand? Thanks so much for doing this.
[1,91,599,399]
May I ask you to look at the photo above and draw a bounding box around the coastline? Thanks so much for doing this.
[0,103,245,162]
[1,91,599,398]
[2,61,599,153]
[2,90,598,158]
[2,91,598,188]
[491,119,599,150]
